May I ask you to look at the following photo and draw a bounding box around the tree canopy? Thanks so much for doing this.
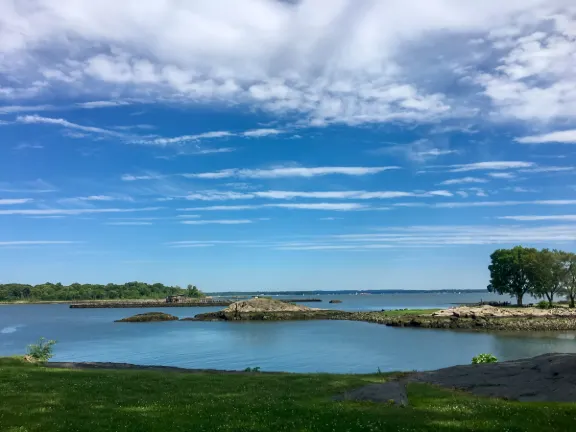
[0,281,204,302]
[488,246,576,307]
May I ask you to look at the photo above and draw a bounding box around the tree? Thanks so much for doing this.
[533,249,567,307]
[487,246,539,306]
[561,252,576,308]
[187,284,202,298]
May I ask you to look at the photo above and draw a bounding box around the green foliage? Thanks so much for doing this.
[26,337,56,362]
[0,281,204,302]
[487,246,539,306]
[1,358,576,432]
[244,367,261,372]
[471,353,498,364]
[537,300,552,309]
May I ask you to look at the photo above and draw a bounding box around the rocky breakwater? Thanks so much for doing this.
[190,298,351,321]
[380,305,576,331]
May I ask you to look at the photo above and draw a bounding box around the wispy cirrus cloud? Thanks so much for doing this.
[106,221,153,225]
[394,200,576,209]
[16,115,124,137]
[488,172,516,179]
[181,219,253,225]
[498,215,576,221]
[0,198,33,205]
[123,166,399,181]
[0,207,161,215]
[439,177,487,185]
[58,195,134,204]
[136,128,283,146]
[179,203,368,211]
[448,162,534,172]
[76,100,131,109]
[0,240,79,246]
[0,105,54,114]
[179,190,453,201]
[516,130,576,144]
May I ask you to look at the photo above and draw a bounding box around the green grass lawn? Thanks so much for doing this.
[1,357,575,432]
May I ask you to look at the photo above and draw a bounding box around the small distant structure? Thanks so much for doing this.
[166,295,187,304]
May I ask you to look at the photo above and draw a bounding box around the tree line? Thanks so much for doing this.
[0,282,204,302]
[488,246,576,307]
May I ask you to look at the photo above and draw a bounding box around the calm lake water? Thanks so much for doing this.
[1,292,574,373]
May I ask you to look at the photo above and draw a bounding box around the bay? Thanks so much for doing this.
[1,292,575,373]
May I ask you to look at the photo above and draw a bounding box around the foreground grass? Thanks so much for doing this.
[1,358,575,432]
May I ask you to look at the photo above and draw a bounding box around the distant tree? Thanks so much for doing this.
[487,246,539,306]
[187,284,202,298]
[533,249,567,307]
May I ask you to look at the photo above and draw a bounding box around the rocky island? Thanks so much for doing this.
[115,312,180,323]
[190,298,347,321]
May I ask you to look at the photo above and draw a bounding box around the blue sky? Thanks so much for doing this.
[1,0,576,291]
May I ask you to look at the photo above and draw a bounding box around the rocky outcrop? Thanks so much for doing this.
[329,300,342,304]
[115,312,179,322]
[432,305,576,318]
[335,353,576,404]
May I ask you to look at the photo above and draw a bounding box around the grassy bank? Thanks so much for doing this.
[1,358,575,432]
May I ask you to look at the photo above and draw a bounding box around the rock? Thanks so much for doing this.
[412,353,576,402]
[329,300,342,304]
[115,312,179,323]
[334,381,408,406]
[432,305,576,319]
[222,298,317,313]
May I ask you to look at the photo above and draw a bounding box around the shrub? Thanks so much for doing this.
[537,300,552,309]
[26,337,56,362]
[244,367,261,372]
[472,353,498,364]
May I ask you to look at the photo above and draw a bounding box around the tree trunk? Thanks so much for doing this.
[517,294,523,307]
[570,295,575,308]
[546,293,554,307]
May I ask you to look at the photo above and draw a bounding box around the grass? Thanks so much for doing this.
[1,358,575,432]
[377,308,440,317]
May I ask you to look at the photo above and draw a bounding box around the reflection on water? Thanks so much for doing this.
[0,293,573,373]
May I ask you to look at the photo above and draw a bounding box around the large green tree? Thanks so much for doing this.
[487,246,539,306]
[533,249,567,306]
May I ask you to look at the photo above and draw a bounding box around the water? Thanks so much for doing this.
[1,292,574,373]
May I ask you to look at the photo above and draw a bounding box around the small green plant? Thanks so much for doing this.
[26,337,56,362]
[244,367,261,373]
[537,300,552,309]
[471,353,498,364]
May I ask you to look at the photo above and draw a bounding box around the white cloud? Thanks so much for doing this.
[16,115,123,137]
[0,198,33,205]
[0,241,78,246]
[185,166,399,179]
[393,199,576,208]
[516,130,576,144]
[76,100,130,109]
[242,128,283,137]
[106,221,153,225]
[182,219,253,225]
[123,166,399,181]
[0,207,160,215]
[0,105,54,114]
[194,147,236,155]
[0,179,57,193]
[13,143,44,150]
[179,203,367,211]
[440,177,487,185]
[59,195,133,204]
[6,0,569,126]
[449,161,534,172]
[179,189,453,201]
[488,172,516,179]
[518,166,574,173]
[499,215,576,221]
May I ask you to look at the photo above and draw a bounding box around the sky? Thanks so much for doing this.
[1,0,576,291]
